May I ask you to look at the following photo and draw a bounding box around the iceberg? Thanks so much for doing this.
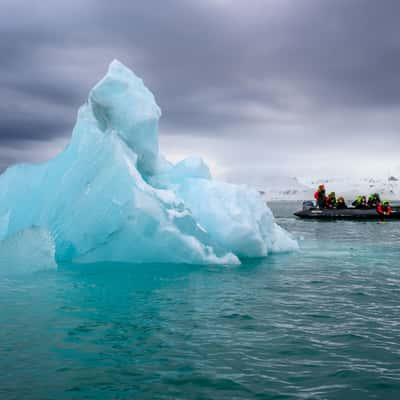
[0,227,57,275]
[0,60,297,266]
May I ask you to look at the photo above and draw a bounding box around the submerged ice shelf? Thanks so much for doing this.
[0,60,297,269]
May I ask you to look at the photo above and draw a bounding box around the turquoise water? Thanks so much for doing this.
[1,201,400,399]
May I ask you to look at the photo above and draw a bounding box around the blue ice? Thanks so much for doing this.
[0,60,297,269]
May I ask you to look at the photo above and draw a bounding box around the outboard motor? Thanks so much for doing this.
[302,200,315,211]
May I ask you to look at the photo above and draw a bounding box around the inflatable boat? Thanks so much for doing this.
[294,201,400,220]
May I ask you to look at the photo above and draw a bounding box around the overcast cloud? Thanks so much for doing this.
[1,0,400,181]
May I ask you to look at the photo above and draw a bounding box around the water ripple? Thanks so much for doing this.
[0,202,400,399]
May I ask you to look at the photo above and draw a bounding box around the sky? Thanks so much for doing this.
[1,0,400,183]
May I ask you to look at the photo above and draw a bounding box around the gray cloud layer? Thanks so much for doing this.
[1,0,400,178]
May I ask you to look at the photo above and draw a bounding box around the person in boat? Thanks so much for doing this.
[327,192,337,208]
[377,200,392,216]
[367,193,381,208]
[353,195,368,209]
[314,184,328,208]
[360,196,369,208]
[336,196,348,209]
[352,195,362,207]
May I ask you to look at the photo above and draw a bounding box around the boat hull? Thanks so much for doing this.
[294,207,400,220]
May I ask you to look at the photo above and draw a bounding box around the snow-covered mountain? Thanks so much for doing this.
[222,168,400,201]
[261,176,400,201]
[223,173,314,201]
[258,177,314,201]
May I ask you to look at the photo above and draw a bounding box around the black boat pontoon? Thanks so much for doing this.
[294,201,400,220]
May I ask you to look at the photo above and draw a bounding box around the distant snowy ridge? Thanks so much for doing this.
[258,176,400,201]
[259,177,314,201]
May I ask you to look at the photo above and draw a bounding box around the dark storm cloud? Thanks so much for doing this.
[0,116,68,142]
[1,0,400,175]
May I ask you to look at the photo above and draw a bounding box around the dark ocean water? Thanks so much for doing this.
[1,201,400,399]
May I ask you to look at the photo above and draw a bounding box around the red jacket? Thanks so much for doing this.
[314,191,328,205]
[377,204,392,215]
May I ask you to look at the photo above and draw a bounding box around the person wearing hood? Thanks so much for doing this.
[353,195,368,209]
[314,184,328,208]
[377,200,392,216]
[327,192,337,208]
[368,193,381,208]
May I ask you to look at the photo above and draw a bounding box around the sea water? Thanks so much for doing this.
[1,201,399,399]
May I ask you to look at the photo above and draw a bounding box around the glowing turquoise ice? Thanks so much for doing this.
[0,227,56,274]
[0,60,297,266]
